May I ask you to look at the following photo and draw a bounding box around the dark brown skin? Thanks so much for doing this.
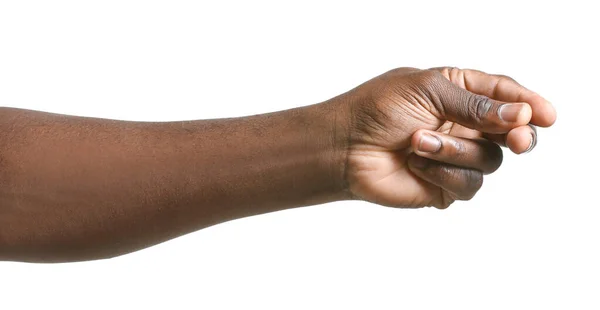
[0,67,556,263]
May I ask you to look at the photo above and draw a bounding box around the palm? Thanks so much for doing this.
[348,116,480,208]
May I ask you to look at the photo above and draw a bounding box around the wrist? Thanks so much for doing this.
[306,98,353,201]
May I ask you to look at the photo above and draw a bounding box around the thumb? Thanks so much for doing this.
[432,74,532,133]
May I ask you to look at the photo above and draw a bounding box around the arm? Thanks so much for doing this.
[0,67,556,262]
[0,102,350,262]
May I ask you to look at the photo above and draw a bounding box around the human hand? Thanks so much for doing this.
[335,67,556,208]
[0,67,556,262]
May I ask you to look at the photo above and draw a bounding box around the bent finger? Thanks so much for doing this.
[407,154,484,201]
[411,129,503,174]
[432,67,556,127]
[430,74,533,134]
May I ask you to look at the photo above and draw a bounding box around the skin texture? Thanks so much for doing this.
[0,67,556,263]
[345,67,555,208]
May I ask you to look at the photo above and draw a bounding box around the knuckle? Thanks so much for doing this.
[468,169,484,190]
[429,165,484,201]
[484,144,504,173]
[431,192,454,210]
[467,94,494,123]
[445,138,466,158]
[435,165,454,183]
[438,194,455,209]
[435,202,452,210]
[430,67,454,80]
[459,169,483,200]
[495,74,517,83]
[446,67,463,82]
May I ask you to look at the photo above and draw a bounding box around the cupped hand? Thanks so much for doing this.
[339,67,556,208]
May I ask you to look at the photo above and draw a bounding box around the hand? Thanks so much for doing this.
[336,67,556,208]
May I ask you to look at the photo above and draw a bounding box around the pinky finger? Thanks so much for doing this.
[407,154,484,206]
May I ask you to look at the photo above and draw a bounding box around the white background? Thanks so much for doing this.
[0,1,598,309]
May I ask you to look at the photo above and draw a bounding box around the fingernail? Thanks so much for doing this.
[524,132,537,154]
[409,155,428,169]
[418,134,441,153]
[498,103,525,122]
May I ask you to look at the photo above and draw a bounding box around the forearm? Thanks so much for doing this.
[0,102,350,262]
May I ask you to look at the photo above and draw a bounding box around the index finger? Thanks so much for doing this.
[432,67,557,127]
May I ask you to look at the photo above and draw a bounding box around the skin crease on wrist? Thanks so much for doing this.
[0,67,556,263]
